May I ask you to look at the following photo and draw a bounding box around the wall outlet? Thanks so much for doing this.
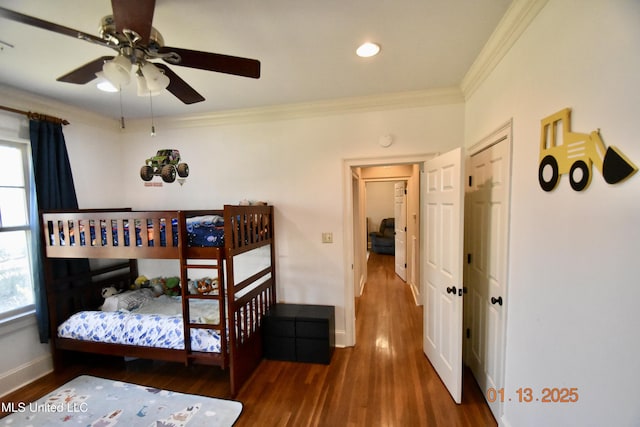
[322,232,333,243]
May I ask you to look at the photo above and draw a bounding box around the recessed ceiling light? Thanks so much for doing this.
[356,42,381,58]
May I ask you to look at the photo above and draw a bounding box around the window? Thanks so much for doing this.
[0,140,35,319]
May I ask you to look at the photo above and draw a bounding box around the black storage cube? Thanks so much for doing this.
[264,336,296,361]
[263,303,335,364]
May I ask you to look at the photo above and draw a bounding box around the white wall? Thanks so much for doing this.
[464,1,640,426]
[119,101,464,343]
[366,181,395,233]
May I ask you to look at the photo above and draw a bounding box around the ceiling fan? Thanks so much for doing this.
[0,0,261,104]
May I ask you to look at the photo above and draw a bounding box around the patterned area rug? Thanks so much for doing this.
[1,375,242,426]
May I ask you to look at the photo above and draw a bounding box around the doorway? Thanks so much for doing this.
[343,155,433,346]
[361,165,419,299]
[364,180,406,281]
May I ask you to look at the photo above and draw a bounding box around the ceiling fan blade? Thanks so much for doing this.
[159,47,260,79]
[57,56,114,84]
[0,6,107,46]
[154,63,205,104]
[111,0,155,45]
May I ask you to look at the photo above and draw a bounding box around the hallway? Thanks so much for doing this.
[351,252,496,426]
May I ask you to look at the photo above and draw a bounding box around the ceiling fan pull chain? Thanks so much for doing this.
[149,91,156,136]
[119,87,125,129]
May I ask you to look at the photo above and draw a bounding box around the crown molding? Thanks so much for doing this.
[0,85,118,131]
[125,86,464,131]
[460,0,549,99]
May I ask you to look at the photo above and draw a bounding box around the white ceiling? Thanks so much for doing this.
[0,0,512,119]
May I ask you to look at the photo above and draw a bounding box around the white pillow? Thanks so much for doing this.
[101,288,155,312]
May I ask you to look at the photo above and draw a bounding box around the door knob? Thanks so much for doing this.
[491,296,503,306]
[446,286,457,295]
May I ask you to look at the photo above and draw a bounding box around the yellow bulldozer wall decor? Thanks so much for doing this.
[538,108,637,191]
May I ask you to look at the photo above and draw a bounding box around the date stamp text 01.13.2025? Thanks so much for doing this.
[486,387,579,404]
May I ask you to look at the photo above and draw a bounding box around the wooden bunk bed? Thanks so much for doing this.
[40,205,276,396]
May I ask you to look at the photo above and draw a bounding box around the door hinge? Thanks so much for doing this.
[468,175,473,187]
[404,263,407,268]
[466,328,471,339]
[404,226,407,232]
[467,253,472,264]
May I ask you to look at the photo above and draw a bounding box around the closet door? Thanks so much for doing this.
[423,147,464,404]
[465,132,511,420]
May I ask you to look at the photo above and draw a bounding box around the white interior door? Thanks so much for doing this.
[423,147,465,404]
[394,181,407,281]
[465,135,510,418]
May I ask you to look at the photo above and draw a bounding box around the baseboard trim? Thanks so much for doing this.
[0,354,53,398]
[335,329,348,348]
[409,282,422,306]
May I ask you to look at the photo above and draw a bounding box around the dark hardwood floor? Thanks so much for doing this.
[1,252,496,426]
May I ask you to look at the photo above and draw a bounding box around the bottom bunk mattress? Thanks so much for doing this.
[57,293,221,353]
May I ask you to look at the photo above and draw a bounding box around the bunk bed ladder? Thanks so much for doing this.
[177,211,228,368]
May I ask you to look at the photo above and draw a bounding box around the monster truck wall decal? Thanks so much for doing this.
[140,149,189,183]
[538,108,637,191]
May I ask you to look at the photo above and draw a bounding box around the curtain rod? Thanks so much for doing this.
[0,105,70,125]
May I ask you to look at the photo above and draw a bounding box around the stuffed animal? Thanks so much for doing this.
[163,277,181,296]
[131,275,149,290]
[149,277,166,296]
[100,286,122,310]
[101,286,120,298]
[187,279,197,295]
[196,278,218,295]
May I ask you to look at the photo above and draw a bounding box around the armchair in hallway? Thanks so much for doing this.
[369,218,395,255]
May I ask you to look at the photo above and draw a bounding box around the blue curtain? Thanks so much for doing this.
[29,120,87,343]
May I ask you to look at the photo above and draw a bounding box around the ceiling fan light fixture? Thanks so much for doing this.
[136,72,148,96]
[136,71,163,96]
[356,42,381,58]
[95,71,119,92]
[140,62,170,92]
[102,54,132,87]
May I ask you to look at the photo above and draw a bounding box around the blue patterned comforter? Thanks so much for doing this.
[58,297,221,353]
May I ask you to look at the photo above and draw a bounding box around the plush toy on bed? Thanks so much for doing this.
[149,277,165,296]
[130,275,150,290]
[163,276,181,296]
[196,277,218,295]
[101,286,121,299]
[99,286,122,310]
